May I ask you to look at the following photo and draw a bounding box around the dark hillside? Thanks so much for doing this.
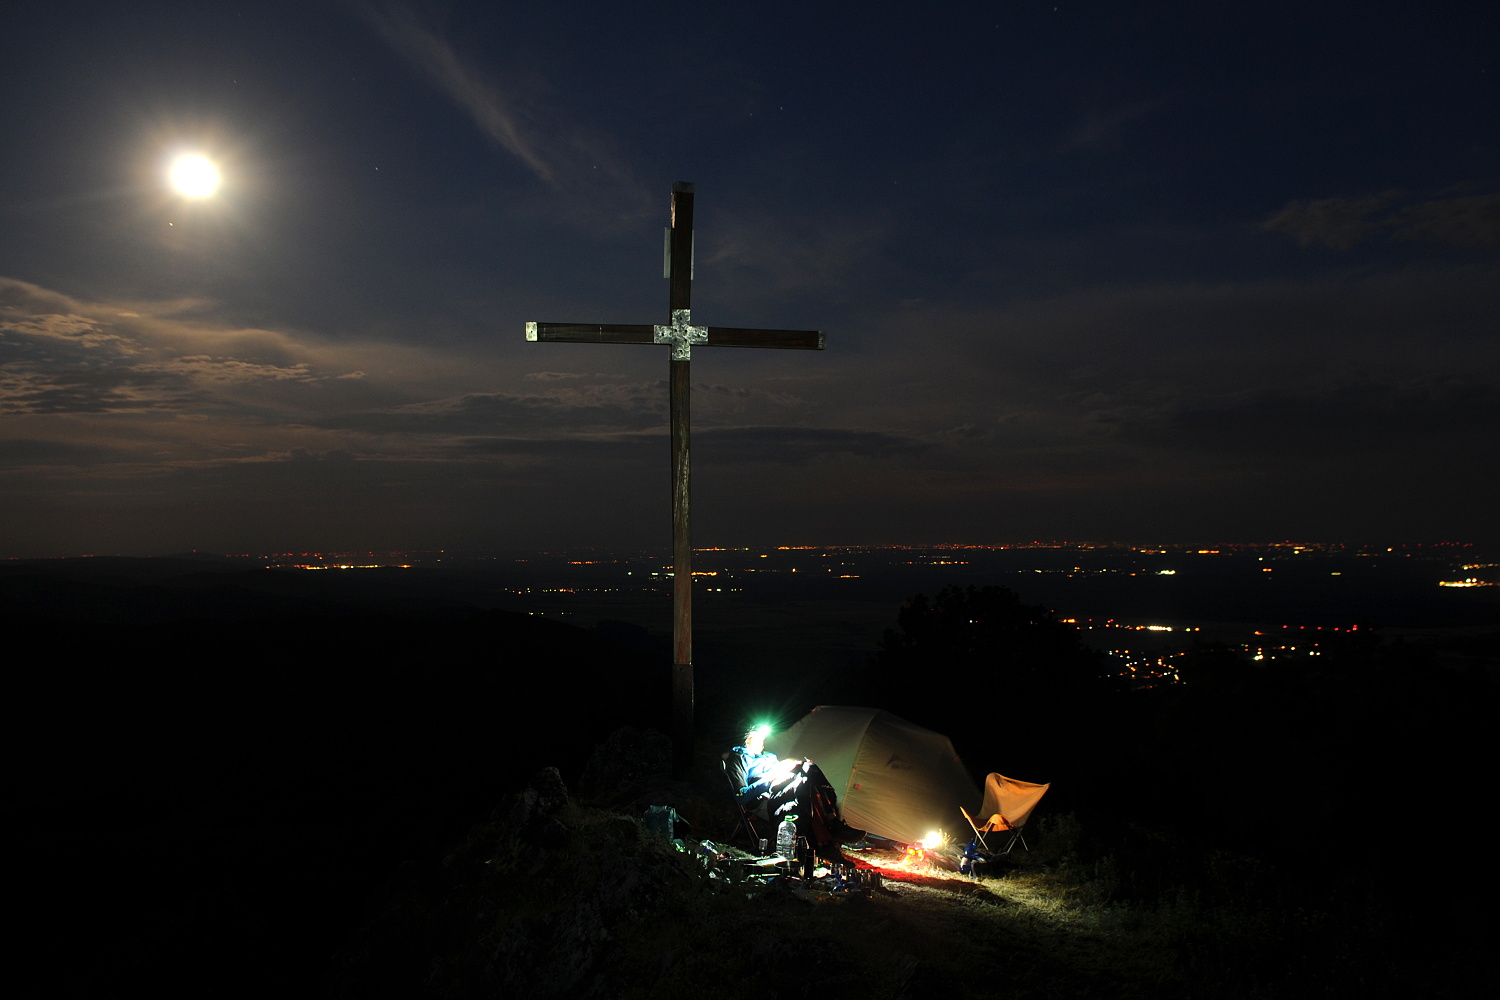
[11,561,1495,996]
[12,562,666,996]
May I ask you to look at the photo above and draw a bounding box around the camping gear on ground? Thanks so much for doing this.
[961,772,1051,855]
[960,837,986,874]
[644,804,680,842]
[765,706,981,847]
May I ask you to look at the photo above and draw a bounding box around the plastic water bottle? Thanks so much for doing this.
[776,813,798,860]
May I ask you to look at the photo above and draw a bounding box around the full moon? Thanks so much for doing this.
[169,154,221,198]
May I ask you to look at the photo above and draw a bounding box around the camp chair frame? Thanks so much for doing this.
[962,773,1051,857]
[962,806,1030,855]
[720,751,767,852]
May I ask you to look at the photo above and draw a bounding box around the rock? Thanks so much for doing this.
[498,767,570,831]
[578,726,672,801]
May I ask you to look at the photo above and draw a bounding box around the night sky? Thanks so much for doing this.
[3,1,1496,558]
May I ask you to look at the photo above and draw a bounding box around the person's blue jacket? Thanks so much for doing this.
[733,747,782,804]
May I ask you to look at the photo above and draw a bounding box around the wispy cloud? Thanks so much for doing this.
[1160,377,1500,452]
[1257,192,1399,250]
[703,208,893,306]
[1259,188,1500,249]
[697,426,929,466]
[356,1,554,184]
[1065,100,1165,151]
[324,383,667,437]
[1392,192,1500,249]
[353,1,650,225]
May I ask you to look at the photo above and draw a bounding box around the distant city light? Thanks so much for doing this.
[187,542,1484,693]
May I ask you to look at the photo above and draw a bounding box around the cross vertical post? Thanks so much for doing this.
[525,183,824,777]
[667,182,694,778]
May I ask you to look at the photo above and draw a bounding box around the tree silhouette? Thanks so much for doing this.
[878,585,1107,697]
[871,585,1115,780]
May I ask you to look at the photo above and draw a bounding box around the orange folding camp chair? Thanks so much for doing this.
[961,772,1051,855]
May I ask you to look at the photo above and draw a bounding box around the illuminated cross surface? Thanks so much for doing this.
[526,182,825,773]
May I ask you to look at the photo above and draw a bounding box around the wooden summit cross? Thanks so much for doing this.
[525,182,824,774]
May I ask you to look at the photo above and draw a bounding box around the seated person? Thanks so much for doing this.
[731,726,862,861]
[735,727,801,816]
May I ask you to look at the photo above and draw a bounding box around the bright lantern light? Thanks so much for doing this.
[169,154,220,198]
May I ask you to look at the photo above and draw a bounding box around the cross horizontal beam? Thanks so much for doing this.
[526,322,824,351]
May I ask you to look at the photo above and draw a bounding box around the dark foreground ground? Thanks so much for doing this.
[10,557,1497,997]
[327,760,1495,1000]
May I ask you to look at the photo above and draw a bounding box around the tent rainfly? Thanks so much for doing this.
[765,705,980,846]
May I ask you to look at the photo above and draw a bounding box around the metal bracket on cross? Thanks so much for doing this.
[653,309,708,361]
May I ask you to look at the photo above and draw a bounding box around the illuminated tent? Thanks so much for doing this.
[765,705,980,846]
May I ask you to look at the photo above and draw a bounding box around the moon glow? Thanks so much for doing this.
[169,154,221,198]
